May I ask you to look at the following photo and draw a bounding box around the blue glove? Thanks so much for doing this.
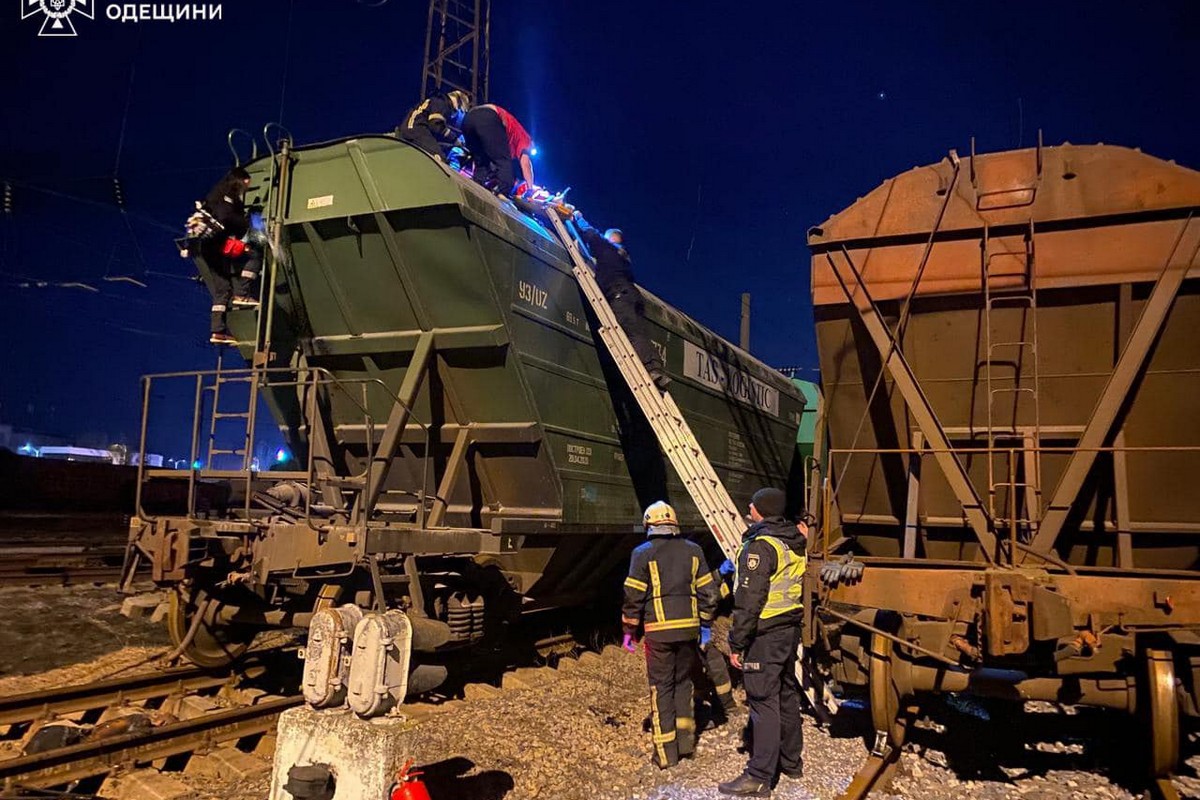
[718,559,734,578]
[700,626,712,647]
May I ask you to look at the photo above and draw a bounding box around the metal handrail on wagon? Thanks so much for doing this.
[133,365,431,531]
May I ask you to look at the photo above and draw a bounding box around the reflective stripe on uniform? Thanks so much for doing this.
[736,534,806,620]
[211,304,226,312]
[240,270,257,279]
[676,717,695,731]
[714,681,733,695]
[695,572,714,588]
[650,686,668,763]
[645,617,700,632]
[690,556,698,623]
[759,536,806,619]
[624,576,648,592]
[406,99,430,130]
[648,561,667,623]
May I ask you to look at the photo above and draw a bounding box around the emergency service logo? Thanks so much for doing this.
[21,0,94,37]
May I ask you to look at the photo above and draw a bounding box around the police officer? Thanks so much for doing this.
[718,488,807,797]
[623,501,720,768]
[397,90,471,157]
[572,211,670,392]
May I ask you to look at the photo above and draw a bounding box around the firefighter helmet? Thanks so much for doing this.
[446,90,472,115]
[643,501,678,529]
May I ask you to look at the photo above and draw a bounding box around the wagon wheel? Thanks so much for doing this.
[841,628,918,800]
[1145,648,1180,779]
[868,630,914,757]
[166,588,257,669]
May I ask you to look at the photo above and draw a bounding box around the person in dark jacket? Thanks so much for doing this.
[695,565,738,717]
[572,211,670,391]
[397,90,471,157]
[194,167,262,344]
[718,487,807,797]
[460,103,534,195]
[623,501,721,769]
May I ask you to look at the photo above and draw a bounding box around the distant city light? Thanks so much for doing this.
[191,459,203,470]
[275,447,289,463]
[530,146,538,157]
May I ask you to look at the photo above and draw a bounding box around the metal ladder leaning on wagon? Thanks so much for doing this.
[540,204,835,714]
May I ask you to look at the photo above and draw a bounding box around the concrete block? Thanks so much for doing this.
[577,651,602,668]
[601,644,625,660]
[401,702,445,721]
[268,707,433,800]
[253,733,278,758]
[500,672,531,692]
[186,748,270,780]
[177,695,219,720]
[515,667,557,687]
[462,682,501,701]
[110,769,195,800]
[120,594,164,620]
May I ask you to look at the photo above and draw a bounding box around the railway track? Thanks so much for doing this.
[0,653,297,793]
[0,547,136,588]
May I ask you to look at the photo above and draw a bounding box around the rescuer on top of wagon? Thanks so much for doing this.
[460,103,535,196]
[572,210,671,391]
[623,501,721,769]
[187,167,264,345]
[718,487,806,797]
[396,90,471,158]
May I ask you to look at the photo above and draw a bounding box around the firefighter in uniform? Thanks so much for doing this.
[397,90,471,158]
[623,501,721,768]
[718,488,807,797]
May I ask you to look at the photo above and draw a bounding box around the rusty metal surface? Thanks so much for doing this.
[809,143,1200,306]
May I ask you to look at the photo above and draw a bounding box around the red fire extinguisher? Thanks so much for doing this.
[389,759,431,800]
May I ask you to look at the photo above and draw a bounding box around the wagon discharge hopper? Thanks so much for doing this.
[805,141,1200,794]
[124,134,804,672]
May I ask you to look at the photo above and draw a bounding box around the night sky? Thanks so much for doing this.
[1,0,1196,459]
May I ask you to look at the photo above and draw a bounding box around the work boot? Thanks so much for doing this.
[718,772,770,797]
[210,331,237,345]
[231,295,260,308]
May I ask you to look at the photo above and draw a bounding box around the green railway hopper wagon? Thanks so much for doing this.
[125,134,803,670]
[804,143,1200,784]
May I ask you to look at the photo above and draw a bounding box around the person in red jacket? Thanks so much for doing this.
[461,103,535,196]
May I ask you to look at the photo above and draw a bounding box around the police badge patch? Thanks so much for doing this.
[747,553,760,571]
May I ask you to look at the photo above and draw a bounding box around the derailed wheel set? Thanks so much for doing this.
[804,141,1200,797]
[122,129,1200,796]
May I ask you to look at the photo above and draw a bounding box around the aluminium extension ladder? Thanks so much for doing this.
[544,206,838,719]
[543,209,744,563]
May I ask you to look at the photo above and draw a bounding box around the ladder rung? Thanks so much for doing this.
[208,448,246,456]
[989,387,1037,394]
[987,295,1034,307]
[213,412,252,419]
[988,341,1034,351]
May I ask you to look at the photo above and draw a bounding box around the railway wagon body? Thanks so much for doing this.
[125,134,803,668]
[805,142,1200,783]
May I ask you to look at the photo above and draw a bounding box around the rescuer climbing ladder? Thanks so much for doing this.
[543,209,744,561]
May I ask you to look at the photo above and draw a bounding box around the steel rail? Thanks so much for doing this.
[0,662,265,728]
[0,696,300,790]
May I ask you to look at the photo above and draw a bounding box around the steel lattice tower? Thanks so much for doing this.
[421,0,490,103]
